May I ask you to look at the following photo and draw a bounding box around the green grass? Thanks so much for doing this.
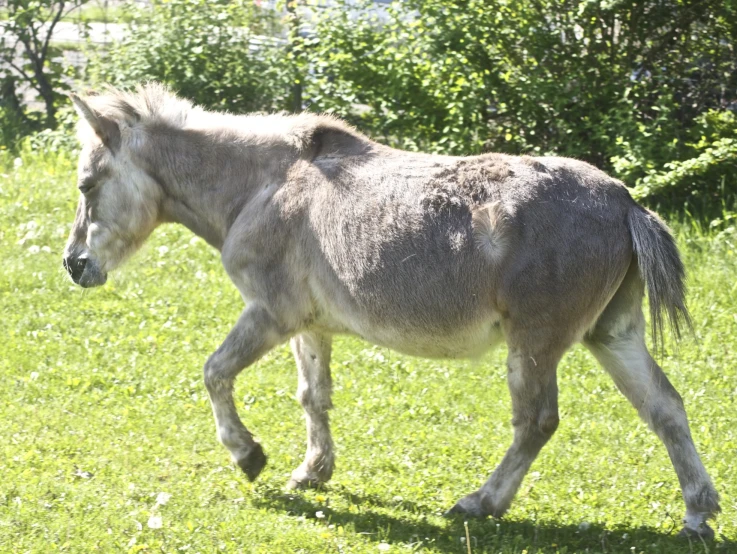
[1,147,735,553]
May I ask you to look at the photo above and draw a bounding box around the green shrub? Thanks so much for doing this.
[302,0,736,206]
[302,0,490,154]
[614,110,737,204]
[22,105,80,154]
[88,0,291,113]
[0,106,33,150]
[82,0,736,208]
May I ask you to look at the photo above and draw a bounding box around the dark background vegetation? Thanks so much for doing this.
[2,0,736,209]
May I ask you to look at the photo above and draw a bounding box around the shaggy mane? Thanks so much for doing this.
[79,82,366,152]
[84,82,193,128]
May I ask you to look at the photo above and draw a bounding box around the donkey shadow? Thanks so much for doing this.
[253,486,726,553]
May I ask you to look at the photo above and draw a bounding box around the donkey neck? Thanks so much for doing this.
[145,124,298,250]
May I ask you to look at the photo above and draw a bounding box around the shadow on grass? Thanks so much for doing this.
[252,486,729,553]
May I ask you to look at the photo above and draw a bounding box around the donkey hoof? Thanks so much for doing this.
[236,444,267,482]
[286,476,325,490]
[444,494,487,518]
[678,523,715,540]
[286,467,328,490]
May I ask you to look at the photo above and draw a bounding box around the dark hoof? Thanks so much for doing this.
[286,477,324,490]
[444,492,507,519]
[443,504,467,518]
[444,501,486,519]
[678,523,715,540]
[237,444,267,482]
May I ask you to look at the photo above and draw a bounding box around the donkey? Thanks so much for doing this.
[63,84,719,538]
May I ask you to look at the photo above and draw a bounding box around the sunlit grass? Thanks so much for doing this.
[1,148,735,552]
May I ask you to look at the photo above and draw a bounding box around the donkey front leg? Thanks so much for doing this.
[204,303,286,481]
[449,346,561,518]
[288,332,335,489]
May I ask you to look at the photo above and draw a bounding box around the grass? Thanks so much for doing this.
[0,147,735,553]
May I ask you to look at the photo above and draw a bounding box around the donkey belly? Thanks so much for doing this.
[308,264,505,359]
[354,317,505,359]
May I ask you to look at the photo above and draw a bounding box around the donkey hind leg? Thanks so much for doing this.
[287,332,335,490]
[449,345,562,518]
[204,303,286,481]
[585,309,720,538]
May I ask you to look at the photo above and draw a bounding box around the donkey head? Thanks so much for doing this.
[63,92,162,287]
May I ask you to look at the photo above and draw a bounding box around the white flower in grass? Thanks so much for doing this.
[315,510,325,519]
[156,492,171,506]
[158,245,169,256]
[148,515,163,529]
[378,543,390,552]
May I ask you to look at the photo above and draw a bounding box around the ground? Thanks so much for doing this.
[0,148,735,553]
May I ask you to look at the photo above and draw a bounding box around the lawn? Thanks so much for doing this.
[1,147,735,553]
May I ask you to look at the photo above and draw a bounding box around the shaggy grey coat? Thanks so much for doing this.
[63,84,719,538]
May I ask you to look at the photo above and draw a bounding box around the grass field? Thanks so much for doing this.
[1,147,735,553]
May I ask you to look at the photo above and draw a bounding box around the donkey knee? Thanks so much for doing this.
[203,356,249,450]
[203,348,236,393]
[512,408,559,446]
[539,411,560,437]
[640,383,688,439]
[296,383,333,415]
[531,408,559,442]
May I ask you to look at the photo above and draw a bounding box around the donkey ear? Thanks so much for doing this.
[69,93,121,152]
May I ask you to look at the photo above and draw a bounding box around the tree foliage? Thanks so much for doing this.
[88,0,290,114]
[5,0,735,205]
[0,0,89,133]
[300,0,736,203]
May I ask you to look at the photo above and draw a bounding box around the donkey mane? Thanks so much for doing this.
[83,82,193,128]
[81,83,367,154]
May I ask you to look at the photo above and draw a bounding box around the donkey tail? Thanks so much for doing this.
[627,205,692,348]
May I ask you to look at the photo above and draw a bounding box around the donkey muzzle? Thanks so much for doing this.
[63,254,107,288]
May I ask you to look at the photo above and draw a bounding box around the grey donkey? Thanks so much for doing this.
[63,84,719,538]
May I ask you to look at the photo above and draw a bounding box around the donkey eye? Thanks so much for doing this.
[79,179,96,194]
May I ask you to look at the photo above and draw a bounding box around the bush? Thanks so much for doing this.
[23,105,80,154]
[625,110,737,203]
[88,0,291,113]
[302,0,491,154]
[83,0,736,207]
[301,0,736,205]
[0,105,34,150]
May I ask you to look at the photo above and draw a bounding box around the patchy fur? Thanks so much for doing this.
[62,84,718,537]
[471,201,511,263]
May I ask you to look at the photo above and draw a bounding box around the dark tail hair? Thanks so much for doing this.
[627,205,692,350]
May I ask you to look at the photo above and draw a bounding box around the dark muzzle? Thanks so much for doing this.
[63,255,87,283]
